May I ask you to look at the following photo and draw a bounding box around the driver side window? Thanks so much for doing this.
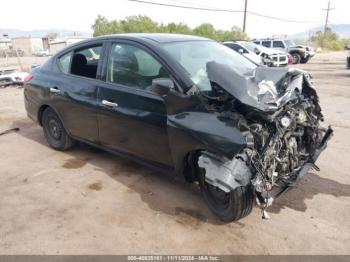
[107,43,170,91]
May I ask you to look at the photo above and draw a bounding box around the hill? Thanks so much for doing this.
[290,24,350,39]
[0,28,92,38]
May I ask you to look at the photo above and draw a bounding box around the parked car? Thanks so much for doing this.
[344,45,350,50]
[347,52,350,69]
[232,41,289,67]
[0,69,29,87]
[253,38,315,64]
[223,41,262,64]
[33,50,50,57]
[24,34,332,222]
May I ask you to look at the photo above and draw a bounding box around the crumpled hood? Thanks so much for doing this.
[206,61,311,112]
[255,45,287,56]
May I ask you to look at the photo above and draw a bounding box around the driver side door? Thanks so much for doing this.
[96,41,174,168]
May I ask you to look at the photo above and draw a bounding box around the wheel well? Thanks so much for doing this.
[290,51,301,56]
[183,150,203,183]
[38,105,49,126]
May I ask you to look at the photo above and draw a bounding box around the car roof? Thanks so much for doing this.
[252,39,290,41]
[54,33,212,59]
[92,33,210,43]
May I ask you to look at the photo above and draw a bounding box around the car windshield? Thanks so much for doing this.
[162,40,257,91]
[284,40,296,47]
[237,41,260,53]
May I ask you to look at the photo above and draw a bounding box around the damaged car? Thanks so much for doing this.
[0,69,29,87]
[24,34,332,222]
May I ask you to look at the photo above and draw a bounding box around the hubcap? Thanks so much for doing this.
[293,54,299,63]
[48,119,62,140]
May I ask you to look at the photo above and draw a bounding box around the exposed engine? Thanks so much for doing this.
[198,65,333,218]
[239,96,329,210]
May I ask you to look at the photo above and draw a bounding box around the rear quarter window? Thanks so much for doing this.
[58,52,73,73]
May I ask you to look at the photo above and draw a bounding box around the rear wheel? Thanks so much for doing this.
[197,167,254,222]
[42,108,74,150]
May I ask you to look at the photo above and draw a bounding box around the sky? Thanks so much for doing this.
[0,0,349,38]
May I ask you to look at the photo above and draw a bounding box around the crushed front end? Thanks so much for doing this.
[197,64,333,219]
[240,94,333,218]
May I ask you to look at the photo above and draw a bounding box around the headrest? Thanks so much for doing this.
[72,53,87,65]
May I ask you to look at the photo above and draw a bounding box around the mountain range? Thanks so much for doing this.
[0,28,92,38]
[1,23,349,40]
[289,24,350,39]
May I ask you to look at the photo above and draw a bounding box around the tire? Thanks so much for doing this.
[300,57,309,64]
[42,108,74,150]
[291,53,301,64]
[197,167,254,222]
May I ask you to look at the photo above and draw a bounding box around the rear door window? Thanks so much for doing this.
[58,52,72,74]
[262,41,271,47]
[70,45,102,79]
[273,41,285,48]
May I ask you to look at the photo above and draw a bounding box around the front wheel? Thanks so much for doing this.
[42,108,74,150]
[198,168,254,222]
[300,57,309,64]
[291,53,301,64]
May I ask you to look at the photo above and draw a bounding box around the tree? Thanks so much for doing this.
[91,15,248,41]
[310,28,342,50]
[193,23,216,39]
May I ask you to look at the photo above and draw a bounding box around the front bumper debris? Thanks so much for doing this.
[257,126,333,218]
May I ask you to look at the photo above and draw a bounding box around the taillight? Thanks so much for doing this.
[24,74,33,84]
[287,54,293,64]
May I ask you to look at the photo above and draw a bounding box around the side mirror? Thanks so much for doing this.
[238,48,244,54]
[151,78,174,95]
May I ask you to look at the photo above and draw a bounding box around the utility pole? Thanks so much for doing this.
[3,34,23,71]
[323,1,335,35]
[243,0,248,33]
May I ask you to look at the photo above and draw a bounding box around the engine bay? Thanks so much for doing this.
[196,63,333,218]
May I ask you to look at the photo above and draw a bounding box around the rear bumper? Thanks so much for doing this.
[24,89,40,124]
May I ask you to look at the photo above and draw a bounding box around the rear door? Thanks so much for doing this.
[96,41,174,167]
[51,42,105,143]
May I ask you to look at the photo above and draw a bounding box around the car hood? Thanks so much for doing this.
[244,53,262,64]
[206,61,310,112]
[257,45,286,56]
[0,72,29,81]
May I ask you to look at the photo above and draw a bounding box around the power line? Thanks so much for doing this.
[128,0,242,13]
[248,11,319,24]
[128,0,321,24]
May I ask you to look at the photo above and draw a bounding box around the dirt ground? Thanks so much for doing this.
[0,51,349,255]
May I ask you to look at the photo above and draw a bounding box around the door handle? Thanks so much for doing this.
[102,100,118,108]
[49,87,60,94]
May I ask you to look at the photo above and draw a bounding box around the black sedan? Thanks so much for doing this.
[24,34,332,222]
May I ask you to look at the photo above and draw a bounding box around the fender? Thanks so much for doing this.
[167,111,247,176]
